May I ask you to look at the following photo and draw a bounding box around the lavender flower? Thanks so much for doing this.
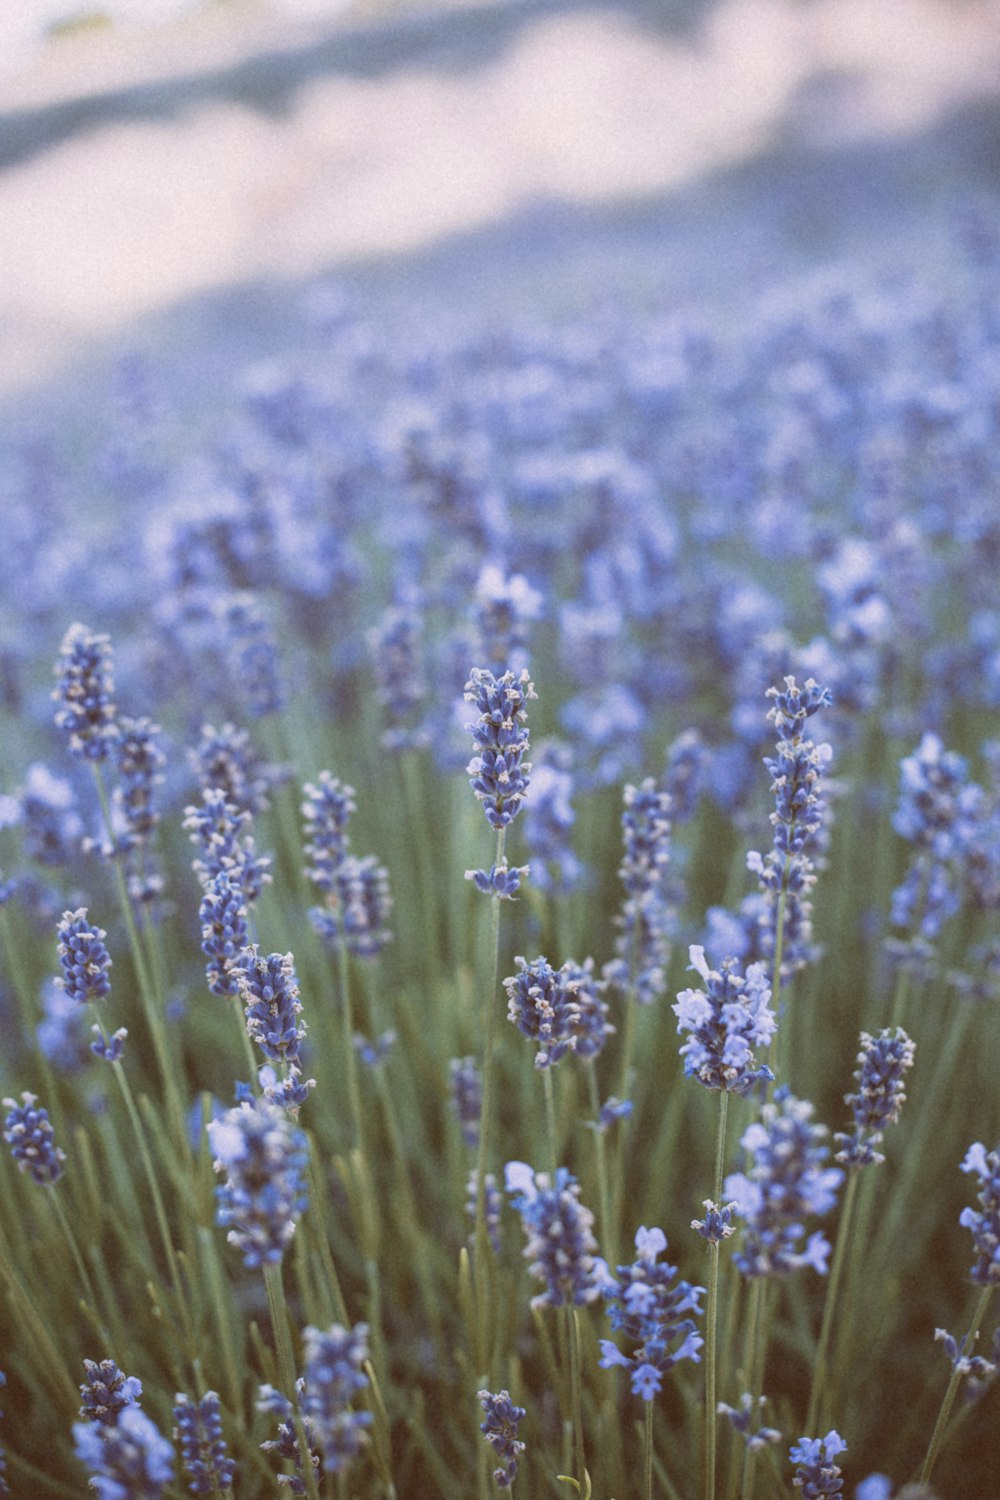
[199,873,250,998]
[959,1143,1000,1286]
[302,773,355,890]
[367,601,427,751]
[310,855,392,959]
[173,1391,235,1495]
[604,778,673,1006]
[57,908,112,1007]
[52,623,117,762]
[208,1096,309,1268]
[504,956,581,1070]
[935,1325,1000,1404]
[17,763,83,865]
[472,563,543,674]
[183,789,272,904]
[567,957,613,1059]
[664,728,709,825]
[598,1226,705,1400]
[257,1383,320,1495]
[521,738,583,894]
[73,1407,174,1500]
[112,716,164,846]
[673,945,776,1094]
[465,668,536,829]
[450,1057,481,1149]
[465,860,529,899]
[724,1092,843,1279]
[467,1169,502,1254]
[191,721,285,817]
[477,1389,526,1489]
[718,1393,782,1452]
[300,1322,373,1474]
[692,1200,737,1245]
[3,1092,65,1185]
[747,675,832,982]
[834,1028,915,1167]
[79,1360,142,1425]
[218,592,285,719]
[234,947,306,1068]
[504,1162,603,1309]
[789,1430,846,1497]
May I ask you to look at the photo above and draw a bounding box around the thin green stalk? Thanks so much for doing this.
[738,1278,765,1500]
[47,1184,108,1339]
[645,1398,654,1500]
[705,1089,730,1500]
[263,1261,322,1500]
[334,933,365,1157]
[919,1283,994,1485]
[109,1058,196,1357]
[473,827,505,1378]
[92,765,188,1158]
[586,1061,614,1268]
[567,1306,587,1491]
[543,1066,558,1177]
[806,1168,860,1434]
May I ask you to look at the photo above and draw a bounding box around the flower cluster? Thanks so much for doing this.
[112,715,165,847]
[449,1056,481,1149]
[464,668,535,830]
[504,955,579,1070]
[747,675,832,982]
[604,778,673,1005]
[191,721,286,817]
[959,1142,1000,1286]
[199,872,250,997]
[79,1360,142,1424]
[598,1226,705,1400]
[522,738,583,894]
[477,1389,526,1490]
[302,774,392,958]
[183,789,272,906]
[52,623,118,762]
[3,1092,65,1185]
[673,945,776,1094]
[299,1322,373,1474]
[835,1028,915,1167]
[367,600,427,750]
[173,1391,236,1495]
[789,1430,846,1497]
[73,1406,174,1500]
[718,1393,782,1452]
[234,946,307,1069]
[207,1096,309,1268]
[56,908,112,1007]
[505,1162,603,1309]
[725,1092,843,1278]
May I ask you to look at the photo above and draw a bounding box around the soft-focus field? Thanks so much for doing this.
[1,7,1000,1499]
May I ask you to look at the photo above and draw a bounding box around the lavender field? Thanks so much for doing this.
[1,3,999,1497]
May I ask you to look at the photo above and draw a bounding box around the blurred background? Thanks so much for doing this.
[2,0,999,417]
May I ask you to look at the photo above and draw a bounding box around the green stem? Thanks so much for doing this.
[543,1066,558,1177]
[806,1168,860,1435]
[47,1185,107,1335]
[335,933,365,1158]
[739,1279,765,1500]
[705,1090,730,1500]
[567,1305,587,1490]
[920,1284,994,1485]
[586,1060,614,1269]
[92,765,188,1158]
[473,827,505,1378]
[263,1261,322,1500]
[645,1397,654,1500]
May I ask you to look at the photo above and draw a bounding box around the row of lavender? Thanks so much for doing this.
[0,211,998,1496]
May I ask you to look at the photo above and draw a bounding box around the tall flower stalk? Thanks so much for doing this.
[464,668,535,1376]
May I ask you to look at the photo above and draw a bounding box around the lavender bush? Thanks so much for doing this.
[0,205,999,1500]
